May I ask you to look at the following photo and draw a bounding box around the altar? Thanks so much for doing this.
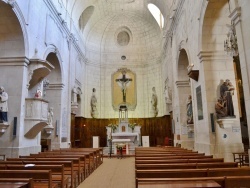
[112,139,130,155]
[112,132,139,142]
[106,105,141,155]
[106,126,141,155]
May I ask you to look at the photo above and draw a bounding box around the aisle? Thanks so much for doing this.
[78,157,135,188]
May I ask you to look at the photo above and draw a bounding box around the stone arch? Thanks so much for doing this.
[78,6,94,32]
[174,48,193,149]
[197,0,244,160]
[43,45,64,66]
[201,0,230,51]
[41,52,64,146]
[0,1,26,57]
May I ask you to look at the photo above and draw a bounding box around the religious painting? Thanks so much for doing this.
[112,68,136,111]
[196,85,204,120]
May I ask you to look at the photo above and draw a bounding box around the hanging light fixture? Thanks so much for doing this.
[224,22,239,57]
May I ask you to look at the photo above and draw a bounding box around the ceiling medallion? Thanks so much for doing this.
[106,0,135,4]
[117,31,130,46]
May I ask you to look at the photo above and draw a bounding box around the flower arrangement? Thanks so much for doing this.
[116,143,125,150]
[128,123,137,131]
[108,123,118,132]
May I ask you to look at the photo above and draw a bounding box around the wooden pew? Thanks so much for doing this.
[28,153,89,177]
[0,170,57,188]
[64,148,102,168]
[135,158,224,164]
[136,167,250,179]
[22,161,74,188]
[37,153,90,175]
[135,155,213,160]
[5,164,68,188]
[42,150,96,172]
[6,158,76,188]
[0,178,34,188]
[35,155,87,181]
[57,148,103,167]
[135,162,238,170]
[137,176,250,188]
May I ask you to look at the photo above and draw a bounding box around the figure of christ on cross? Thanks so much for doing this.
[116,71,132,103]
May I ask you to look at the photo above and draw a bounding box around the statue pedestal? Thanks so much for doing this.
[0,122,9,133]
[214,118,244,161]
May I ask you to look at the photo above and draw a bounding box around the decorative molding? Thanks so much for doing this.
[47,83,65,90]
[0,57,29,66]
[229,7,241,26]
[175,80,190,88]
[164,0,185,50]
[197,51,231,62]
[43,0,86,62]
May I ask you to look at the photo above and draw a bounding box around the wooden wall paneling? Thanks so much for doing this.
[74,115,172,148]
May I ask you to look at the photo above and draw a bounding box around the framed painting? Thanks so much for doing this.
[196,85,204,120]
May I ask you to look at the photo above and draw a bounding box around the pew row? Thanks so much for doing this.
[0,178,34,188]
[0,170,57,188]
[136,176,250,188]
[135,162,238,170]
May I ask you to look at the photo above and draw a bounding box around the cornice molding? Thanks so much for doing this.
[197,51,231,62]
[43,0,86,62]
[0,56,29,66]
[47,83,65,90]
[164,0,185,50]
[229,7,241,26]
[175,80,190,88]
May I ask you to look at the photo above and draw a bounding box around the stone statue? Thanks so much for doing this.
[90,88,98,118]
[186,95,193,124]
[215,97,227,118]
[34,88,42,98]
[186,95,193,123]
[164,78,172,104]
[0,86,8,122]
[151,87,158,117]
[220,79,234,117]
[47,107,54,126]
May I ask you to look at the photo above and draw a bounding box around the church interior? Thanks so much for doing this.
[0,0,250,187]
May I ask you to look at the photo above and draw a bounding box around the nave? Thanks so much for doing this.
[1,146,250,188]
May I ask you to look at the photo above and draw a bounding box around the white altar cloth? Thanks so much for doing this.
[112,132,139,142]
[112,139,130,155]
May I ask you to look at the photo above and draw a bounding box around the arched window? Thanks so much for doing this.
[78,6,94,31]
[148,4,164,28]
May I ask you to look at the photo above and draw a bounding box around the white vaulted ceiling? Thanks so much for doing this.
[59,0,174,65]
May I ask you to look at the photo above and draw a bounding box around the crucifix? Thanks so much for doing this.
[116,71,132,103]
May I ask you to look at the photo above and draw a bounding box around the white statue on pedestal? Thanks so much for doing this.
[0,86,8,123]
